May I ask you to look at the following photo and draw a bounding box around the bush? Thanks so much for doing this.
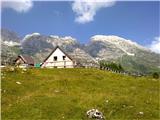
[99,61,124,71]
[152,72,159,79]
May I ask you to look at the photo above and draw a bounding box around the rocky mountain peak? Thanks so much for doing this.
[1,28,20,43]
[91,35,137,46]
[23,33,41,41]
[91,35,148,51]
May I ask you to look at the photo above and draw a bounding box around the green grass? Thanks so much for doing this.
[1,68,160,120]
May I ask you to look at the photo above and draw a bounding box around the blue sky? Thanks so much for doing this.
[1,1,160,51]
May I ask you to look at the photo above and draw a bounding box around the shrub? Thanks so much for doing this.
[99,61,124,71]
[152,72,159,79]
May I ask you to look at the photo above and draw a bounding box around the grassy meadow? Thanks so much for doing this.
[1,68,160,120]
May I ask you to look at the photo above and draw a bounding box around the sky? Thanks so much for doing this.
[1,0,160,53]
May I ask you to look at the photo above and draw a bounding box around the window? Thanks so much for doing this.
[54,56,57,61]
[63,56,66,60]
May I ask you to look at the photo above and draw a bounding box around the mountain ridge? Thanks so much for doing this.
[1,28,160,73]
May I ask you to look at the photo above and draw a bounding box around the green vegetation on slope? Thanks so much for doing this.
[117,55,160,73]
[99,60,124,72]
[1,68,160,120]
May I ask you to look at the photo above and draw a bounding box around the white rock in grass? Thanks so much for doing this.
[139,112,144,115]
[16,81,21,85]
[86,109,105,119]
[105,100,109,103]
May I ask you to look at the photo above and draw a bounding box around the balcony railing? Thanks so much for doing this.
[42,60,76,68]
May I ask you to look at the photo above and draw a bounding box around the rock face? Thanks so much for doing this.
[87,35,148,60]
[1,28,20,43]
[69,48,98,67]
[86,35,160,73]
[1,28,160,73]
[1,29,21,65]
[22,33,53,55]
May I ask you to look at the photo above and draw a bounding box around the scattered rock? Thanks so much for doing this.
[105,100,109,103]
[54,89,60,93]
[16,81,21,85]
[86,109,105,120]
[139,112,144,115]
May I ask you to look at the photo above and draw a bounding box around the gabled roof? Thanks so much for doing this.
[17,55,34,65]
[41,46,73,66]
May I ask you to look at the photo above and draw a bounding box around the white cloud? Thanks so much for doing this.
[149,37,160,54]
[2,0,33,13]
[72,0,116,24]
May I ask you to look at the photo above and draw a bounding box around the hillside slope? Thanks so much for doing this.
[2,68,159,120]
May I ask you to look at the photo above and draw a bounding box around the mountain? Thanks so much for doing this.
[85,35,160,73]
[1,29,160,73]
[21,33,82,63]
[1,28,20,43]
[87,35,147,59]
[1,29,21,65]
